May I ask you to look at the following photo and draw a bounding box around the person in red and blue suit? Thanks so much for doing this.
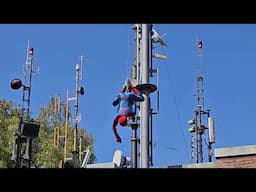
[112,79,144,143]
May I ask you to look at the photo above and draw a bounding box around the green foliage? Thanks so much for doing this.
[0,96,96,168]
[0,100,20,168]
[35,95,96,168]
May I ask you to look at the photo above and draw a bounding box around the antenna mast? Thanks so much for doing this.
[10,40,40,168]
[188,39,216,163]
[64,54,85,168]
[74,55,84,152]
[130,24,166,168]
[23,40,34,119]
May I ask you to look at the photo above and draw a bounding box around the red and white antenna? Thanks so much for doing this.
[188,35,215,163]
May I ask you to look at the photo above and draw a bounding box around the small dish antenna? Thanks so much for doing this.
[152,28,167,47]
[112,149,123,167]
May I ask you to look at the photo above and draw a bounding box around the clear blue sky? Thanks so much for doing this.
[1,24,256,167]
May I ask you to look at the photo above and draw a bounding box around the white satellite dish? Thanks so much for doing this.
[112,149,123,167]
[112,149,132,168]
[152,28,167,47]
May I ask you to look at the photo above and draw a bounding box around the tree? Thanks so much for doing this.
[0,95,96,168]
[35,95,95,168]
[0,99,20,168]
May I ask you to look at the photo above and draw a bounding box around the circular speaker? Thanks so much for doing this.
[10,79,22,89]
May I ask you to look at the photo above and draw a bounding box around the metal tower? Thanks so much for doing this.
[64,55,85,168]
[130,24,166,168]
[10,41,40,168]
[188,40,216,163]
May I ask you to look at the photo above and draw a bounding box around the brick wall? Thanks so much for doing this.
[215,145,256,168]
[215,155,256,168]
[176,145,256,168]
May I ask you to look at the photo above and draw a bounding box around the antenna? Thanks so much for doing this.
[63,54,85,168]
[112,149,131,168]
[113,150,123,167]
[128,24,166,168]
[79,54,84,81]
[74,54,85,155]
[188,39,215,163]
[10,40,40,168]
[152,28,167,47]
[53,94,62,152]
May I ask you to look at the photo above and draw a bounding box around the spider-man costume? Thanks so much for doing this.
[112,80,144,143]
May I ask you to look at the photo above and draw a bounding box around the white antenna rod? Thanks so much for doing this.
[23,40,30,82]
[80,54,84,81]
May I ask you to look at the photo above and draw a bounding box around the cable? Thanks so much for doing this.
[161,46,191,162]
[126,26,131,79]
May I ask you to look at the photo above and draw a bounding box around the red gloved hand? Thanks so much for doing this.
[116,136,121,143]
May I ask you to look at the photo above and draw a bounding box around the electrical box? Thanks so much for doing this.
[21,121,40,137]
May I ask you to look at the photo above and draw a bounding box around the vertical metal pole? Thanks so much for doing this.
[194,110,198,163]
[195,105,203,163]
[207,111,212,162]
[57,127,59,148]
[26,44,34,168]
[149,107,153,166]
[136,24,141,84]
[79,136,82,163]
[140,24,152,168]
[198,106,203,163]
[208,143,212,162]
[16,42,34,168]
[28,137,32,167]
[27,51,33,119]
[74,64,79,152]
[149,33,153,167]
[16,116,23,168]
[131,125,138,168]
[64,89,69,161]
[53,128,56,147]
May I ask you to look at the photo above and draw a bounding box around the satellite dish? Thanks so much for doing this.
[152,29,167,47]
[112,149,131,168]
[112,149,123,167]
